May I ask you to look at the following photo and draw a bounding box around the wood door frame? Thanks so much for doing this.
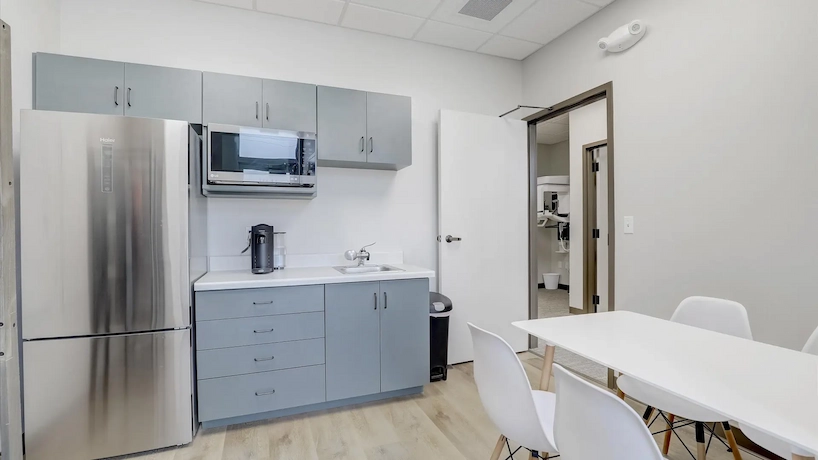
[579,140,608,316]
[525,83,616,387]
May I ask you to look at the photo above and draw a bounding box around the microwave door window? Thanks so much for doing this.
[210,132,299,175]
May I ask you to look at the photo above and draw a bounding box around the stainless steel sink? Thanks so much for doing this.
[334,264,403,275]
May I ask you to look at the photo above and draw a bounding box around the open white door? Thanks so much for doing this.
[439,109,530,364]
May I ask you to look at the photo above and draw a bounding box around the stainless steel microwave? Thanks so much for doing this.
[203,123,316,197]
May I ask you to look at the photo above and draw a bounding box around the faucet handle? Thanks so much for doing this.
[359,242,376,252]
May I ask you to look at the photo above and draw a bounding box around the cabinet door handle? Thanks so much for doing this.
[254,356,275,362]
[255,390,275,396]
[126,88,132,107]
[255,101,259,120]
[384,292,387,309]
[252,300,274,305]
[369,137,374,153]
[373,292,377,310]
[360,136,365,153]
[266,102,269,121]
[114,86,119,106]
[253,328,274,334]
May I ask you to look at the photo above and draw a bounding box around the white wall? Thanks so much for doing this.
[53,0,523,285]
[536,141,570,285]
[568,100,606,309]
[523,0,818,349]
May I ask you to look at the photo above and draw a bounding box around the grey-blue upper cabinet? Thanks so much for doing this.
[317,86,412,170]
[366,92,412,169]
[380,279,429,392]
[317,86,368,165]
[34,53,203,123]
[325,282,381,401]
[124,63,202,123]
[262,79,316,133]
[203,72,263,128]
[34,53,125,116]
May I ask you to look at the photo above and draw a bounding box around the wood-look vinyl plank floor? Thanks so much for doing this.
[122,352,767,460]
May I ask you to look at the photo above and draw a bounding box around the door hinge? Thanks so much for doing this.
[592,162,600,173]
[592,228,600,239]
[592,295,600,305]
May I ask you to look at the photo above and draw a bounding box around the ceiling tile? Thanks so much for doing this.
[256,0,346,24]
[349,0,443,18]
[414,20,492,51]
[477,35,542,60]
[501,0,599,45]
[342,3,427,39]
[197,0,254,10]
[432,0,536,33]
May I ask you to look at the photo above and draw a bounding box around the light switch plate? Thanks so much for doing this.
[624,216,634,234]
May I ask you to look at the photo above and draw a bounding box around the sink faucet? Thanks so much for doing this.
[345,242,376,266]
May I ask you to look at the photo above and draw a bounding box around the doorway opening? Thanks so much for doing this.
[524,84,615,387]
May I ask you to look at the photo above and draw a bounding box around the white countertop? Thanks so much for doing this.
[194,264,436,291]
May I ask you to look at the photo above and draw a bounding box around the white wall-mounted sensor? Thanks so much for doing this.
[598,20,646,53]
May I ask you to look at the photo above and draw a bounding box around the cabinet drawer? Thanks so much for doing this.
[198,365,326,422]
[197,338,325,379]
[195,285,324,321]
[196,312,324,350]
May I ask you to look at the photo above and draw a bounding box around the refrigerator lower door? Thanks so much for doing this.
[23,330,193,460]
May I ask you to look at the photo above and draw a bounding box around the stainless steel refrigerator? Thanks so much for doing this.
[19,110,207,460]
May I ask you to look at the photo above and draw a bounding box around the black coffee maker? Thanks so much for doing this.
[242,224,274,274]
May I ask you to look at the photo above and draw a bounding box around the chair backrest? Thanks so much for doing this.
[670,296,753,340]
[802,325,818,355]
[468,323,554,450]
[553,364,664,460]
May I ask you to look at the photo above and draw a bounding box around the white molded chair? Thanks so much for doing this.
[617,296,752,460]
[468,323,558,460]
[738,326,818,460]
[552,363,666,460]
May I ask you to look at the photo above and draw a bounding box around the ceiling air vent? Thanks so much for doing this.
[458,0,513,21]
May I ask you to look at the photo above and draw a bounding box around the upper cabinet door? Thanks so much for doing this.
[124,64,202,123]
[366,92,412,169]
[34,53,124,115]
[317,86,367,165]
[202,72,262,127]
[379,279,430,393]
[262,80,316,133]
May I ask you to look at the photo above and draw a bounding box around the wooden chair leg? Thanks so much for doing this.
[696,422,707,460]
[662,414,675,455]
[617,389,625,400]
[539,345,556,391]
[792,455,815,460]
[642,406,655,426]
[721,422,742,460]
[490,435,506,460]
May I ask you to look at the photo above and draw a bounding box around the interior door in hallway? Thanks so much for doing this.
[438,110,529,364]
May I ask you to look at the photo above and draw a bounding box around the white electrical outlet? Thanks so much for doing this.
[624,216,634,234]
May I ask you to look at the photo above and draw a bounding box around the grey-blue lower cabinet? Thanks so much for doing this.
[325,282,381,401]
[325,279,430,401]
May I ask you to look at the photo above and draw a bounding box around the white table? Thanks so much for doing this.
[513,311,818,460]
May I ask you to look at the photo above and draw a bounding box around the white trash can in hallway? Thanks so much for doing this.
[542,273,560,290]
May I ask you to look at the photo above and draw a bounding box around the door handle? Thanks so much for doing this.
[254,356,275,362]
[114,86,119,106]
[384,292,387,309]
[253,328,274,334]
[445,235,462,243]
[360,137,365,153]
[255,390,276,396]
[256,101,259,120]
[127,88,131,107]
[373,292,378,310]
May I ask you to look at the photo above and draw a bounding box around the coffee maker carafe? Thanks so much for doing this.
[242,224,274,274]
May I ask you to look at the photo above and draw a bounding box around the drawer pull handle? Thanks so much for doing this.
[255,390,276,396]
[254,356,275,362]
[253,300,274,305]
[253,328,274,334]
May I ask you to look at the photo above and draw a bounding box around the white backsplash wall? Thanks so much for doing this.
[51,0,525,289]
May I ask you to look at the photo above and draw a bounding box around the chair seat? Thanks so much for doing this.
[617,375,726,422]
[528,390,558,453]
[739,423,813,459]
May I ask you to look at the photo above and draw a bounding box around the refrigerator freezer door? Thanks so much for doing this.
[20,110,190,339]
[22,330,193,460]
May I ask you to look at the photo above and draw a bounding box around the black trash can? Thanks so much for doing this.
[429,292,453,382]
